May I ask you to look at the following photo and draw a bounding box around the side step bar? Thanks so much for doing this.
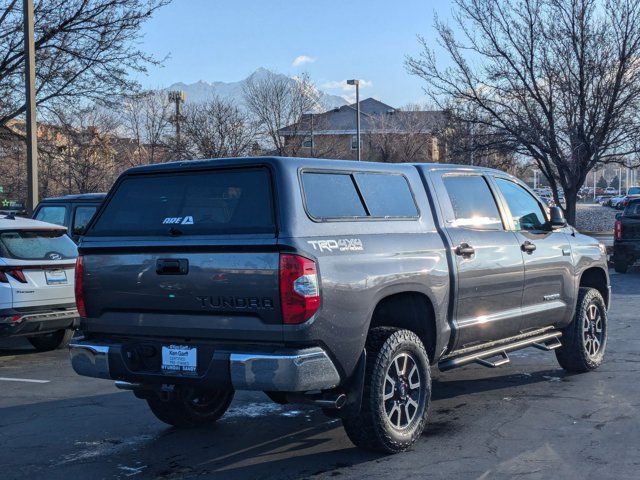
[438,331,562,372]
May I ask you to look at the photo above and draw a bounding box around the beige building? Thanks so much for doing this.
[279,98,447,163]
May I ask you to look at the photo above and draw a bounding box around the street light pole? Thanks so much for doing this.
[24,0,38,214]
[347,79,360,161]
[168,90,186,160]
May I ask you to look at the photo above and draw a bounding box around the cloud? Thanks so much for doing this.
[292,55,315,67]
[321,79,373,92]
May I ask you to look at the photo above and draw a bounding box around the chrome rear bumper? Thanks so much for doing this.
[69,341,340,392]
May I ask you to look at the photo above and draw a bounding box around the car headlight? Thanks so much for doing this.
[598,243,607,255]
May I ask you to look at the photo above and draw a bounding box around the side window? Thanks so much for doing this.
[302,173,367,218]
[73,206,98,234]
[442,175,503,230]
[34,205,67,227]
[495,178,547,231]
[354,173,418,218]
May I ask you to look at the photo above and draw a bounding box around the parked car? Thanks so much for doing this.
[610,195,626,209]
[69,157,610,453]
[0,214,79,351]
[605,187,617,195]
[33,193,106,243]
[613,199,640,273]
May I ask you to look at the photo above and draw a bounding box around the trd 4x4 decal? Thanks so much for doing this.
[307,238,364,253]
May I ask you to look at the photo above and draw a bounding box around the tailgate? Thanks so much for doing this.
[621,217,640,239]
[82,250,282,341]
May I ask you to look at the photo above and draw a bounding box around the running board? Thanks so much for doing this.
[438,331,562,372]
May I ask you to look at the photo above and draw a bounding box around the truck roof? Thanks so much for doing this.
[39,193,107,202]
[0,215,67,231]
[122,156,509,177]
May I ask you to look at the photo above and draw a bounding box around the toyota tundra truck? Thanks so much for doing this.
[70,157,610,453]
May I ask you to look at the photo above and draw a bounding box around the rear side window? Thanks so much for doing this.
[302,173,367,218]
[302,171,418,220]
[354,173,418,217]
[34,205,67,227]
[443,175,503,230]
[89,168,275,236]
[0,230,77,260]
[73,206,98,234]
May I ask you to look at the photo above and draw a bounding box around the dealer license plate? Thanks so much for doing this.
[161,345,197,374]
[45,269,67,285]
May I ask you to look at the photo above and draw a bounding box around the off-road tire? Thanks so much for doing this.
[342,328,431,453]
[614,258,628,274]
[555,287,607,373]
[27,329,74,352]
[147,388,234,428]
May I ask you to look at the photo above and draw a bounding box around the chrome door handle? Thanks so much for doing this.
[455,243,475,257]
[521,241,537,254]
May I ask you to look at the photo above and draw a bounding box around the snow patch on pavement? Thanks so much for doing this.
[58,435,153,464]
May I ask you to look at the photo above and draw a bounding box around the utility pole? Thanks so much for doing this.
[168,90,185,160]
[24,0,38,214]
[347,79,361,161]
[310,112,314,158]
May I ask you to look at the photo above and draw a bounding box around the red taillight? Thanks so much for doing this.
[0,268,27,283]
[75,256,87,318]
[614,220,623,240]
[279,254,320,325]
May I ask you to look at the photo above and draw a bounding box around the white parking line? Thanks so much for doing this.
[0,377,50,384]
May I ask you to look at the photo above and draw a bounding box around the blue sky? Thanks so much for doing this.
[139,0,454,107]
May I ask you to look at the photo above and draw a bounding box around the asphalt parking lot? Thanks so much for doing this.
[1,269,639,480]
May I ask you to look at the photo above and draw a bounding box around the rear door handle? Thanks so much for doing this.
[156,259,189,275]
[521,241,537,254]
[455,243,475,257]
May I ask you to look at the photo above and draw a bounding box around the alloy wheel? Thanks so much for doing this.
[383,352,421,430]
[582,303,604,357]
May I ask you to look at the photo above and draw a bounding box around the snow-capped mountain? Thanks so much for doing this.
[167,68,347,111]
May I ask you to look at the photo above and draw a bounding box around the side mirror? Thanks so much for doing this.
[549,206,567,229]
[73,226,86,236]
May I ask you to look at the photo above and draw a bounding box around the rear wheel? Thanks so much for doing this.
[342,328,431,453]
[146,388,234,428]
[614,257,628,274]
[28,329,74,352]
[555,287,607,373]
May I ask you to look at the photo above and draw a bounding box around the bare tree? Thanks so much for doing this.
[242,71,320,155]
[120,90,172,165]
[182,96,256,159]
[369,105,444,163]
[50,106,122,193]
[407,0,640,224]
[0,0,170,128]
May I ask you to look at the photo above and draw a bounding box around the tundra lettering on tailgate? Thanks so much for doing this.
[196,295,275,310]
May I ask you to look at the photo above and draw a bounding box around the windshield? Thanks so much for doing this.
[0,230,77,260]
[89,168,276,237]
[628,187,640,195]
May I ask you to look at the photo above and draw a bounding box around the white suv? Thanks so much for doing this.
[0,214,79,351]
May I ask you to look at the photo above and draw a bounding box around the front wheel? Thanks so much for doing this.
[555,287,607,373]
[342,328,431,453]
[28,329,74,352]
[146,388,234,428]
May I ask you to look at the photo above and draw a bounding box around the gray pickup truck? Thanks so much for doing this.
[70,157,610,453]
